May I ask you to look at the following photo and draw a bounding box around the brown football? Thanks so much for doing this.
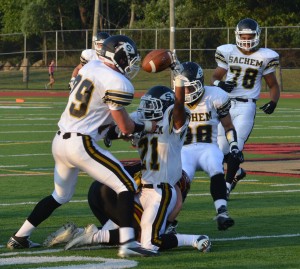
[142,49,173,73]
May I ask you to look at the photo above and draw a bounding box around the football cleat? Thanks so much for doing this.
[65,224,98,250]
[118,240,159,258]
[231,168,246,191]
[165,220,178,234]
[7,234,41,250]
[214,205,235,231]
[193,235,212,253]
[43,222,78,247]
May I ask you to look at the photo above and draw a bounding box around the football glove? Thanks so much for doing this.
[170,50,183,76]
[214,80,236,93]
[259,101,277,114]
[230,145,244,163]
[103,125,120,148]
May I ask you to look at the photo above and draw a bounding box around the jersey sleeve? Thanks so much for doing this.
[214,44,234,70]
[103,76,135,111]
[80,49,93,66]
[261,49,280,76]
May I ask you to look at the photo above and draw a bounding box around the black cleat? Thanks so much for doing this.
[7,234,41,250]
[214,205,235,231]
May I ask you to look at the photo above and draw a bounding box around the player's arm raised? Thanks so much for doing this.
[172,75,188,130]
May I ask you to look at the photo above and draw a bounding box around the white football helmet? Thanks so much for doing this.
[235,18,261,51]
[92,32,110,56]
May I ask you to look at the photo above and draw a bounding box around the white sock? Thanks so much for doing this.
[93,229,110,243]
[176,234,199,247]
[226,182,232,191]
[214,199,227,212]
[119,227,135,244]
[102,220,119,230]
[15,220,35,237]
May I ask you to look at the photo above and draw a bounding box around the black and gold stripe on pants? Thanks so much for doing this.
[82,135,136,192]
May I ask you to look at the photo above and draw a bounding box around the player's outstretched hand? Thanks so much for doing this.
[170,50,183,76]
[259,101,277,114]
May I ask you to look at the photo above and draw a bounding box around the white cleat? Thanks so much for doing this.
[193,235,212,253]
[118,240,159,258]
[64,224,98,250]
[43,222,78,247]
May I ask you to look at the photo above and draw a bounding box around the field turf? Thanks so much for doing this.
[0,94,299,269]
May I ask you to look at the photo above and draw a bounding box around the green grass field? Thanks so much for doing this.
[0,95,299,269]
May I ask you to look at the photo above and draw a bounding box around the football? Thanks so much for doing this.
[142,49,173,73]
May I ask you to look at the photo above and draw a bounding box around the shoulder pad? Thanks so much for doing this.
[256,48,279,59]
[216,44,235,54]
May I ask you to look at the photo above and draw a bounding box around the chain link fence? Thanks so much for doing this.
[0,26,299,91]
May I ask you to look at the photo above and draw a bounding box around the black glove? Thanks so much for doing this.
[215,80,236,93]
[259,101,277,114]
[230,145,244,163]
[103,125,120,148]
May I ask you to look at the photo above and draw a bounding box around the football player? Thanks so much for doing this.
[211,18,280,197]
[169,61,243,231]
[69,31,110,89]
[7,35,159,258]
[45,82,211,254]
[42,166,204,252]
[52,82,211,254]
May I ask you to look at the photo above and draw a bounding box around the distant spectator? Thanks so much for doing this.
[45,60,55,89]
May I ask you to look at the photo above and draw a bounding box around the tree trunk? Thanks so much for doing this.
[78,1,87,28]
[129,3,135,29]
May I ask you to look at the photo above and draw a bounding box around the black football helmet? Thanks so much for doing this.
[235,18,261,51]
[100,35,141,80]
[137,86,175,121]
[178,62,205,104]
[93,32,110,55]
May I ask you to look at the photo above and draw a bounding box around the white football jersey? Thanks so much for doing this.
[131,105,190,186]
[185,86,231,145]
[58,60,134,141]
[80,49,99,65]
[215,44,279,100]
